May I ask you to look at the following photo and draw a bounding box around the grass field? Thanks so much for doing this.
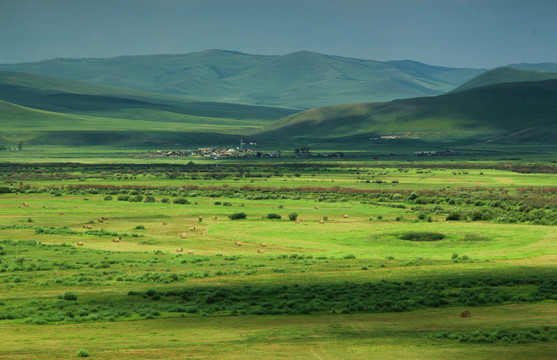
[0,159,556,359]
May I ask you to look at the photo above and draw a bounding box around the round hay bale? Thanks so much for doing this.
[314,206,319,209]
[260,243,267,247]
[112,238,120,243]
[187,250,194,255]
[234,241,242,246]
[343,214,349,219]
[318,220,325,224]
[180,233,188,239]
[212,216,218,221]
[189,226,196,231]
[59,212,64,215]
[294,220,300,224]
[460,310,471,318]
[176,247,183,252]
[257,249,265,254]
[76,242,84,246]
[22,202,29,208]
[102,216,108,220]
[97,219,104,223]
[162,221,168,225]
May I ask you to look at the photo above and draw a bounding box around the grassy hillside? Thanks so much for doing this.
[0,50,484,108]
[0,72,296,146]
[453,67,557,92]
[258,79,557,144]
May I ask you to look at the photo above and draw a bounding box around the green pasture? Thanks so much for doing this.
[1,304,557,359]
[0,161,556,359]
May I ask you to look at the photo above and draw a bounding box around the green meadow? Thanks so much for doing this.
[0,160,556,359]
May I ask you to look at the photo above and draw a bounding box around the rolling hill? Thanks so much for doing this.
[453,67,557,92]
[0,71,296,146]
[257,79,557,144]
[0,50,484,108]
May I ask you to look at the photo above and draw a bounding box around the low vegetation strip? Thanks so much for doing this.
[2,277,556,325]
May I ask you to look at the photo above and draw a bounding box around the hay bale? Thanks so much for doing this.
[181,233,188,239]
[162,221,168,225]
[97,219,103,223]
[22,202,29,208]
[318,220,325,224]
[176,247,183,252]
[112,238,120,243]
[59,212,64,215]
[260,243,267,247]
[212,216,218,220]
[187,250,194,255]
[343,214,349,219]
[461,310,471,318]
[234,241,242,246]
[102,216,108,220]
[86,225,93,229]
[314,206,319,209]
[76,242,84,246]
[189,226,196,231]
[257,249,265,254]
[294,220,300,224]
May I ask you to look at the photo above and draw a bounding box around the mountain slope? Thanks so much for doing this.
[0,72,297,146]
[453,67,557,92]
[258,79,557,144]
[0,50,484,108]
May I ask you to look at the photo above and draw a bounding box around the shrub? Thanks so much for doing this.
[129,195,144,202]
[61,292,77,301]
[173,198,190,204]
[446,211,465,221]
[266,213,281,220]
[161,198,170,203]
[288,213,298,221]
[135,225,145,230]
[76,349,89,357]
[229,212,247,220]
[144,195,156,203]
[104,195,113,201]
[400,232,445,242]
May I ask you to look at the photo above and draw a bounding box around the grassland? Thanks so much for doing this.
[0,160,556,359]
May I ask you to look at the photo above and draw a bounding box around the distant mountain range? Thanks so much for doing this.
[0,50,485,108]
[0,71,295,146]
[258,72,557,144]
[1,52,557,146]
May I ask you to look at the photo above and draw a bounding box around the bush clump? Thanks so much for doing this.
[60,292,78,301]
[229,212,247,220]
[76,349,90,357]
[266,213,282,220]
[400,232,445,242]
[288,213,298,221]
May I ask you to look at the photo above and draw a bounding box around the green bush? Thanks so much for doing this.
[229,212,247,220]
[104,195,113,201]
[76,349,89,357]
[288,212,298,221]
[173,198,190,204]
[61,292,77,301]
[266,213,282,220]
[400,232,445,242]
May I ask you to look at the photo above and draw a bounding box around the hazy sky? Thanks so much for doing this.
[1,0,556,68]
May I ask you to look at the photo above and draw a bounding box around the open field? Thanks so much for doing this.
[0,160,556,359]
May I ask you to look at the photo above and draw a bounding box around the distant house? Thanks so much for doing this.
[414,150,458,156]
[318,152,344,158]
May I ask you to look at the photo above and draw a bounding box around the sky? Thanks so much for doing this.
[1,0,556,68]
